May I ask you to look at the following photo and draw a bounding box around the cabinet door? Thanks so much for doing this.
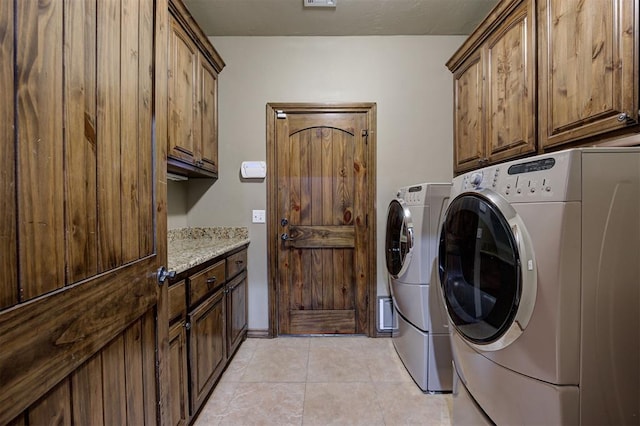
[199,56,219,174]
[188,287,226,414]
[226,271,247,358]
[168,18,198,165]
[453,51,484,173]
[169,322,189,426]
[538,0,638,148]
[485,0,536,163]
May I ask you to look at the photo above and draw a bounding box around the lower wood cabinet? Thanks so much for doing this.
[169,321,189,426]
[168,246,248,424]
[226,271,248,357]
[189,287,226,413]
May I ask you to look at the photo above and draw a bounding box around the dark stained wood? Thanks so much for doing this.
[538,0,638,147]
[16,0,65,300]
[271,107,375,335]
[121,0,141,264]
[169,322,189,426]
[0,257,157,425]
[64,0,98,284]
[290,310,356,334]
[189,259,226,308]
[170,280,187,322]
[71,354,104,426]
[189,287,226,414]
[0,0,16,309]
[124,320,145,426]
[28,380,72,426]
[1,0,166,424]
[139,0,154,258]
[97,0,123,271]
[102,335,127,426]
[168,18,197,164]
[287,225,355,248]
[227,271,248,357]
[199,56,219,173]
[226,249,247,279]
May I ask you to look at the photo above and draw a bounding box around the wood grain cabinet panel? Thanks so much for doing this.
[169,322,189,426]
[538,0,638,148]
[167,0,224,179]
[226,249,247,280]
[188,260,226,308]
[448,0,535,174]
[226,271,248,358]
[188,287,226,414]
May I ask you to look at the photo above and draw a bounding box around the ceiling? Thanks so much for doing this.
[183,0,499,37]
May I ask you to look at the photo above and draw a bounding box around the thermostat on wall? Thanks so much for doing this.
[241,161,267,179]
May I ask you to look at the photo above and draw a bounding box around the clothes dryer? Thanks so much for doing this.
[439,148,640,425]
[385,183,452,392]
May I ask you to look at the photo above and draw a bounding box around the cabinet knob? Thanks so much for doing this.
[185,322,191,330]
[206,276,217,286]
[235,260,244,265]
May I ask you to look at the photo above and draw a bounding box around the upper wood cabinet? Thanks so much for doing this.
[448,0,536,174]
[167,0,224,179]
[538,0,638,148]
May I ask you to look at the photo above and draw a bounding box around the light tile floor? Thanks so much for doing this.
[193,336,453,426]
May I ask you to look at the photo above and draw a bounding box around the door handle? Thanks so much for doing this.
[157,266,176,285]
[281,218,288,227]
[281,233,296,241]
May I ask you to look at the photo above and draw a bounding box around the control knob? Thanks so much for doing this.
[470,172,483,187]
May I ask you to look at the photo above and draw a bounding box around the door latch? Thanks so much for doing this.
[157,266,176,285]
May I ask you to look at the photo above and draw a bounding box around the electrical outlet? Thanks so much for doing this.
[252,210,266,223]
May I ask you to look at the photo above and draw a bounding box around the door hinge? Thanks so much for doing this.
[276,110,287,119]
[366,294,369,306]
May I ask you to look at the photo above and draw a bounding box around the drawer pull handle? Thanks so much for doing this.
[235,260,244,265]
[206,276,217,285]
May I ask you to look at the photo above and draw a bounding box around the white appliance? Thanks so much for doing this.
[438,147,640,425]
[385,183,453,392]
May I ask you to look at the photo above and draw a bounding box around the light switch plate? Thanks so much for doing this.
[252,210,266,223]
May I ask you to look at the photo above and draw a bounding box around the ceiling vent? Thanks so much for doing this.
[303,0,336,8]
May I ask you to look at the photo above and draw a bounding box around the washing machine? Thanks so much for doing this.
[385,182,453,392]
[438,147,640,425]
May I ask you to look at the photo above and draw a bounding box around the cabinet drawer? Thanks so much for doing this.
[169,279,186,323]
[226,249,247,279]
[189,260,226,308]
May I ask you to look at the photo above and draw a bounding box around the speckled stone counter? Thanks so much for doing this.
[168,227,249,274]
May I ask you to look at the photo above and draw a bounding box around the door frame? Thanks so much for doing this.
[266,102,377,337]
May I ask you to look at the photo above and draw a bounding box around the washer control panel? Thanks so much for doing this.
[397,184,425,205]
[457,151,577,203]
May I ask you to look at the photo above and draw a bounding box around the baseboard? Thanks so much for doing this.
[247,329,271,338]
[375,330,392,338]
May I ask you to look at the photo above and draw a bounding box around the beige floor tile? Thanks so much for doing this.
[303,382,385,426]
[219,382,305,426]
[374,382,452,425]
[307,345,372,382]
[241,345,309,382]
[193,381,238,426]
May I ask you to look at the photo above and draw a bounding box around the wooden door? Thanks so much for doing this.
[168,16,198,165]
[0,0,169,424]
[484,0,536,163]
[538,0,638,148]
[268,104,377,336]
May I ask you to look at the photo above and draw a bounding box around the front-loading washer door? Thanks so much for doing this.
[438,191,537,351]
[385,199,414,278]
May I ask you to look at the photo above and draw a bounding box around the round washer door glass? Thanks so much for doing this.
[385,199,413,277]
[439,194,520,344]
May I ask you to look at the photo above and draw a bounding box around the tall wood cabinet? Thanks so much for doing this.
[167,0,224,179]
[0,0,168,424]
[448,0,536,174]
[538,0,638,148]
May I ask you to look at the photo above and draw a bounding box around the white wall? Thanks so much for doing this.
[169,35,465,331]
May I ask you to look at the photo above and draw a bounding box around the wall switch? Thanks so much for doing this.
[252,210,266,223]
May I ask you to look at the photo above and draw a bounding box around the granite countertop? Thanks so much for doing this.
[168,227,250,274]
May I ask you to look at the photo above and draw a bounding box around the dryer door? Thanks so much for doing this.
[438,191,536,351]
[385,199,414,278]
